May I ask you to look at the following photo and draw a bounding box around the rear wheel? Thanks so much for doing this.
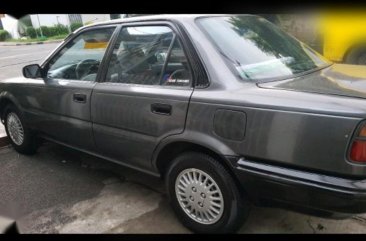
[4,104,38,154]
[165,152,250,233]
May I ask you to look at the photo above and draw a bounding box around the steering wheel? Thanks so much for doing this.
[75,59,100,80]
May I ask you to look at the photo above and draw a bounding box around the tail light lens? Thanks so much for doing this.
[349,124,366,163]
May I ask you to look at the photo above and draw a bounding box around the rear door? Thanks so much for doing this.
[91,22,194,170]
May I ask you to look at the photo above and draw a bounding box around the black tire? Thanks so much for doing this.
[345,47,366,65]
[3,104,38,155]
[165,152,250,233]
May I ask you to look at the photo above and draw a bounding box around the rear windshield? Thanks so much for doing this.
[196,15,331,82]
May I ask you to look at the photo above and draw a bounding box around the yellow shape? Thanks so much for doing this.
[319,11,366,62]
[84,42,108,49]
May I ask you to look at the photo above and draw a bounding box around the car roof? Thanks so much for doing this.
[79,14,256,29]
[91,14,219,26]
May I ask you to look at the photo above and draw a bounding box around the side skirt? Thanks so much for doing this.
[39,134,161,178]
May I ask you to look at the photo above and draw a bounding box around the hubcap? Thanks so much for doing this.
[6,112,24,146]
[175,168,224,225]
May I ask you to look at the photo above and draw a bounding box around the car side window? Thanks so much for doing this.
[46,27,115,82]
[105,25,191,86]
[161,38,191,87]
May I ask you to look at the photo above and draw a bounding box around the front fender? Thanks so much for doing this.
[0,91,24,121]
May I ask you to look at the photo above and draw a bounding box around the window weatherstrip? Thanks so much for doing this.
[159,34,176,85]
[96,25,122,83]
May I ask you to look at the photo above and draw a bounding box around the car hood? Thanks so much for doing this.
[258,64,366,99]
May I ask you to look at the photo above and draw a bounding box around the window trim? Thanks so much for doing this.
[172,19,210,88]
[97,21,195,89]
[159,34,176,85]
[40,24,119,83]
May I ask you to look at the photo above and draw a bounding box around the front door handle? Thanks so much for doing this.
[73,93,87,103]
[151,103,172,115]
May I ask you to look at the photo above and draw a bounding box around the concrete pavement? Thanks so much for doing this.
[0,124,5,138]
[1,142,366,233]
[0,124,7,147]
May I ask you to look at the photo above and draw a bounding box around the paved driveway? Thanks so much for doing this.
[0,142,366,233]
[0,125,5,138]
[0,44,366,233]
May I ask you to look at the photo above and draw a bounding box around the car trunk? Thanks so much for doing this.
[258,64,366,99]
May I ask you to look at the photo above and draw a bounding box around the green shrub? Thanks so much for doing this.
[39,36,48,41]
[33,24,69,37]
[70,22,83,32]
[40,26,51,37]
[0,30,10,41]
[46,26,57,37]
[52,24,69,35]
[26,27,37,38]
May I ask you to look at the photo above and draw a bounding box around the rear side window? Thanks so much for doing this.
[104,25,191,87]
[161,38,191,86]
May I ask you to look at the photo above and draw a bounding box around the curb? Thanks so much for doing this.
[0,40,63,46]
[0,136,9,147]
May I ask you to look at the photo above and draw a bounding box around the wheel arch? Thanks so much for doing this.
[0,92,22,123]
[153,135,251,203]
[152,132,243,188]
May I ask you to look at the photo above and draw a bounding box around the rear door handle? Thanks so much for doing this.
[151,103,172,115]
[73,93,87,103]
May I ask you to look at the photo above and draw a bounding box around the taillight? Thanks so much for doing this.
[349,124,366,163]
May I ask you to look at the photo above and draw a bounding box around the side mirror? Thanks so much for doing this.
[22,64,43,79]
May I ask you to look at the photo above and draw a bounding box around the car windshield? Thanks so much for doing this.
[196,15,331,82]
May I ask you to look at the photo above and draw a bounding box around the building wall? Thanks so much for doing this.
[1,14,20,38]
[0,14,125,39]
[81,14,111,25]
[0,14,4,30]
[30,14,69,28]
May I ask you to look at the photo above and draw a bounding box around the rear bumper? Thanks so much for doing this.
[231,157,366,216]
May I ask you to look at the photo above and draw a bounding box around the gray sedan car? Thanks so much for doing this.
[1,14,366,233]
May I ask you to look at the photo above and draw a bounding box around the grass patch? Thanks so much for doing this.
[47,34,68,40]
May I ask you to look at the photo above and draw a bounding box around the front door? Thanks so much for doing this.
[25,26,117,150]
[91,24,194,170]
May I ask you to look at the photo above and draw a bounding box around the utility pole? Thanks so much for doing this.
[36,14,43,37]
[66,15,72,33]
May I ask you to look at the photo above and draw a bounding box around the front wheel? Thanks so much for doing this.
[4,104,38,155]
[165,152,250,233]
